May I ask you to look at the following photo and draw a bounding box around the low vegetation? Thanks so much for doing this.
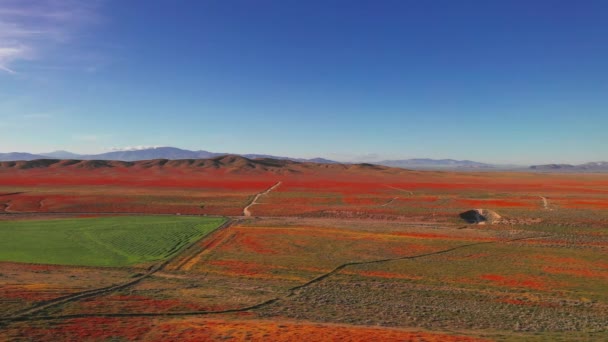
[0,216,225,267]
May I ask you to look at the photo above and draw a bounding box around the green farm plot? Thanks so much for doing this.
[0,216,225,267]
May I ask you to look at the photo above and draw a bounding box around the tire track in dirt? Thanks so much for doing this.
[171,223,237,271]
[4,200,14,212]
[243,181,281,217]
[380,197,399,207]
[539,196,551,210]
[0,192,24,197]
[385,185,413,195]
[0,218,232,323]
[2,233,552,324]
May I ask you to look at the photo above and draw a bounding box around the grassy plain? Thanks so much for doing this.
[0,216,225,266]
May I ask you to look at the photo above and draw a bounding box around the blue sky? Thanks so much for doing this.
[0,1,607,164]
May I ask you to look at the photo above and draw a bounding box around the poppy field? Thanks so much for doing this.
[1,158,607,341]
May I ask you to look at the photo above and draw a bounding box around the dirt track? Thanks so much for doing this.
[540,196,550,210]
[243,181,281,216]
[385,185,413,195]
[380,197,398,207]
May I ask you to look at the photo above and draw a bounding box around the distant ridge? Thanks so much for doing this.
[530,162,608,172]
[0,147,336,164]
[41,150,83,159]
[378,158,493,169]
[0,155,395,176]
[0,152,47,161]
[4,147,605,172]
[2,147,489,168]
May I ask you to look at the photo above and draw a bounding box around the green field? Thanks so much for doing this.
[0,216,225,267]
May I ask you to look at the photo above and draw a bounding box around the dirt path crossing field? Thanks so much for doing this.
[386,185,413,195]
[243,181,282,217]
[540,196,550,210]
[381,197,399,207]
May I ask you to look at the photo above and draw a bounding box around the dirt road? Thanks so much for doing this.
[243,181,282,217]
[386,185,413,195]
[540,196,550,210]
[381,197,399,207]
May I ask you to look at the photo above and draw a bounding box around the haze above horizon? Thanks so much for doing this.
[1,1,607,164]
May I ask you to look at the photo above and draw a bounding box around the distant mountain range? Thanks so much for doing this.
[0,147,492,169]
[378,158,492,169]
[0,147,340,164]
[530,162,608,172]
[0,152,47,161]
[1,147,606,171]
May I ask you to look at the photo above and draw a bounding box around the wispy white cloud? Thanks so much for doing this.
[0,0,100,73]
[0,45,29,73]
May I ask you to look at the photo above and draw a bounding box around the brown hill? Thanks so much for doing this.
[0,155,405,176]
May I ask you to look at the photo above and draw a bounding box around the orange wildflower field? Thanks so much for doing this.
[1,157,608,341]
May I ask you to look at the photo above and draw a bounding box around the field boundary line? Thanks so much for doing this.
[170,220,237,271]
[0,212,226,217]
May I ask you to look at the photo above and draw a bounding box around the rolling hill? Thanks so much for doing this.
[0,155,394,176]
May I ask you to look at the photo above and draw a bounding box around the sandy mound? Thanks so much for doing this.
[459,209,502,224]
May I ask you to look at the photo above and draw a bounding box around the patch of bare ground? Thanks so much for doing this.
[257,278,608,333]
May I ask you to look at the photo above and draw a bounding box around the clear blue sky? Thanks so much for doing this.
[1,1,607,164]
